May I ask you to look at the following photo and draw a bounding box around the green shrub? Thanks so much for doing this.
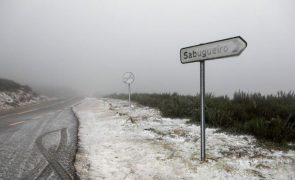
[107,91,295,143]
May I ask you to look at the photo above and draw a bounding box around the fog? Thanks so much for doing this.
[0,0,295,96]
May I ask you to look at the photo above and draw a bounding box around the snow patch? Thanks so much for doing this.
[0,90,46,112]
[74,98,295,180]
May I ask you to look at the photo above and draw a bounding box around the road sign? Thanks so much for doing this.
[180,36,247,161]
[122,72,135,108]
[180,36,247,64]
[122,72,135,84]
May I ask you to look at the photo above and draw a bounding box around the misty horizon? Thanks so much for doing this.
[1,0,295,97]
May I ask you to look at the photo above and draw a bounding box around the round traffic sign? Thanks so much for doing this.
[122,72,135,84]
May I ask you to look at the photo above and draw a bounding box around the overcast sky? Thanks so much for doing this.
[0,0,295,96]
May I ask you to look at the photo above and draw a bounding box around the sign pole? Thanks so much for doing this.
[128,83,131,108]
[179,36,247,162]
[200,61,206,161]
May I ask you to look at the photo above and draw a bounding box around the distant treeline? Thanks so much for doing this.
[108,91,295,143]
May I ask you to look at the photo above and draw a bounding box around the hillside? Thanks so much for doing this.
[0,78,43,111]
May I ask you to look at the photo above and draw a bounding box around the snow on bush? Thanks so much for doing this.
[0,90,43,111]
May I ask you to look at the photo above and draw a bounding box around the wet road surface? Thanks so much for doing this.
[0,98,82,180]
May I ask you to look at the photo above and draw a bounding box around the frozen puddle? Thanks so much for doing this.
[73,98,295,180]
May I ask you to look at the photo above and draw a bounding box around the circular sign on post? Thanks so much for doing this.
[122,72,135,108]
[122,72,135,84]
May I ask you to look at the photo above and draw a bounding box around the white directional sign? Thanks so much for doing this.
[180,36,247,64]
[180,36,247,161]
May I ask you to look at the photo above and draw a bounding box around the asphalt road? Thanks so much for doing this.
[0,98,82,180]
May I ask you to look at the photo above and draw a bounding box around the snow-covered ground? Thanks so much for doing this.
[0,90,45,112]
[73,98,295,180]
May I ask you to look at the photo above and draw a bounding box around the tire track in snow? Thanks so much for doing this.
[27,128,73,180]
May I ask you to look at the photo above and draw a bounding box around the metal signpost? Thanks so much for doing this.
[180,36,247,161]
[122,72,135,108]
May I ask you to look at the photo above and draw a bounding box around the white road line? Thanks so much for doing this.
[15,108,40,115]
[9,121,25,126]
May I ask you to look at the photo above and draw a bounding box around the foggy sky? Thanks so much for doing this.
[0,0,295,96]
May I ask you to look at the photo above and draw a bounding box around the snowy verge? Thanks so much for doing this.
[73,98,295,180]
[0,90,47,112]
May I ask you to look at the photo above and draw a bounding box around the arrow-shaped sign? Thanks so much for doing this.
[180,36,247,64]
[179,36,247,162]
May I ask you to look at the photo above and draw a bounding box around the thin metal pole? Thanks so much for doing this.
[200,61,206,161]
[128,83,131,108]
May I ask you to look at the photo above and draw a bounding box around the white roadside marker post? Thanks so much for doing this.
[122,72,135,108]
[180,36,247,161]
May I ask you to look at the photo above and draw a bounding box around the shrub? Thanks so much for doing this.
[107,91,295,143]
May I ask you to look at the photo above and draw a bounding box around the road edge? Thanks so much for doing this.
[71,105,82,180]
